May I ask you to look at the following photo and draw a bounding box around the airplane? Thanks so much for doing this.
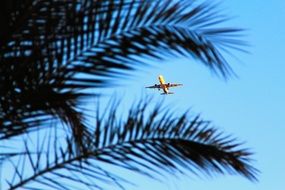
[146,75,183,95]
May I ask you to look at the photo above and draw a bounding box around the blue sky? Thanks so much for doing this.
[102,0,285,189]
[2,1,285,190]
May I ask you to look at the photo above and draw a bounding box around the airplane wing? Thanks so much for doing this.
[165,83,183,88]
[145,84,162,89]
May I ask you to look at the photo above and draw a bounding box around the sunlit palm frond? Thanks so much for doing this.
[4,98,258,190]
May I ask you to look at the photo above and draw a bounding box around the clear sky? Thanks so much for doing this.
[2,1,285,190]
[101,0,285,190]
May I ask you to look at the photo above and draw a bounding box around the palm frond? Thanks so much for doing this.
[0,0,245,141]
[1,0,245,86]
[4,98,258,190]
[93,98,258,181]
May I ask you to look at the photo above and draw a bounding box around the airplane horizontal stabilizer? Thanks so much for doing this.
[161,92,174,95]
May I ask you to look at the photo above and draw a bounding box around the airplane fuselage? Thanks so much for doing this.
[158,75,169,94]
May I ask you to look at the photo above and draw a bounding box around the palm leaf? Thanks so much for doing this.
[4,98,258,190]
[0,0,245,142]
